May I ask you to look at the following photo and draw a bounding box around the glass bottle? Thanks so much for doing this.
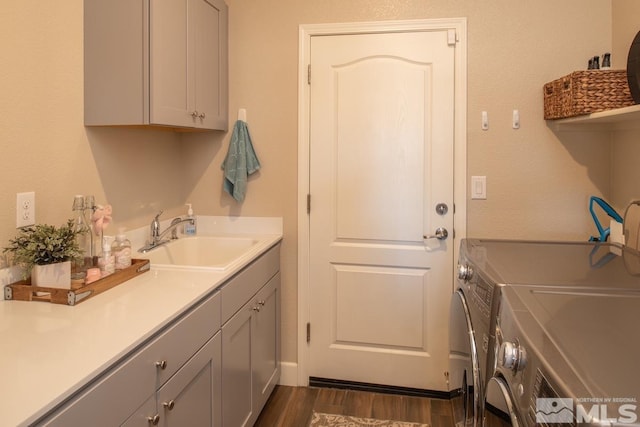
[71,195,91,280]
[84,195,98,265]
[112,233,132,270]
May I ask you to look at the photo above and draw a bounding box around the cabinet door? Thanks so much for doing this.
[150,0,227,129]
[150,0,190,127]
[193,0,228,130]
[84,0,149,126]
[252,273,281,414]
[158,332,222,427]
[121,395,157,427]
[221,302,254,427]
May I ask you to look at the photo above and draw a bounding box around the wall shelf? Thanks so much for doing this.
[548,104,640,131]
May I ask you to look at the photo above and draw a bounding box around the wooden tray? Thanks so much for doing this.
[4,259,150,306]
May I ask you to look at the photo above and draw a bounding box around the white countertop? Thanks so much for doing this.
[0,216,282,426]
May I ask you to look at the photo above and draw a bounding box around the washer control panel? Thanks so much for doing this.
[456,262,494,320]
[457,263,474,281]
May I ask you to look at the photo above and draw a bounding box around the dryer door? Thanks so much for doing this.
[484,377,521,427]
[449,289,482,427]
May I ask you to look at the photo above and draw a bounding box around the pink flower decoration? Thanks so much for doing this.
[91,204,113,236]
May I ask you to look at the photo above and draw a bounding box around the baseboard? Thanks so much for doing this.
[276,365,452,400]
[278,361,298,386]
[308,377,451,400]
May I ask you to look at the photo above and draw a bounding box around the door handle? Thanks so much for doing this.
[423,227,448,240]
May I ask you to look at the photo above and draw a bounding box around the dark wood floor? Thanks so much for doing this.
[254,385,454,427]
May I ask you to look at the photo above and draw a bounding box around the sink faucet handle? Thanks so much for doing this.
[170,217,183,240]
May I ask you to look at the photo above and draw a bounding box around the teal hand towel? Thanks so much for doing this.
[221,120,261,202]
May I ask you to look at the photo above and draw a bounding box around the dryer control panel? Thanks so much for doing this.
[529,369,576,427]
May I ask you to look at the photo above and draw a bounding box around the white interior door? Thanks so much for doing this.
[308,29,455,391]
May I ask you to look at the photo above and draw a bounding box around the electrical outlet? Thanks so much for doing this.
[16,192,35,228]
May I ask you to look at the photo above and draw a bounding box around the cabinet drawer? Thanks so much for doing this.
[152,290,221,385]
[38,291,221,426]
[221,244,280,324]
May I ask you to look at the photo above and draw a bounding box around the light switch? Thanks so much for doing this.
[471,176,487,200]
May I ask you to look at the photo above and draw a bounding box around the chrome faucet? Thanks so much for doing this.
[138,211,195,253]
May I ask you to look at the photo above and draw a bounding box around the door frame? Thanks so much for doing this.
[296,18,468,387]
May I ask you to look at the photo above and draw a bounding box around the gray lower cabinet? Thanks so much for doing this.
[122,332,222,427]
[37,291,222,427]
[222,273,281,427]
[252,274,280,412]
[34,243,281,427]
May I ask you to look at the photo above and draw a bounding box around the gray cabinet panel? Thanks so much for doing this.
[222,303,254,427]
[221,245,280,324]
[121,395,156,427]
[221,267,281,426]
[253,273,280,410]
[158,332,222,427]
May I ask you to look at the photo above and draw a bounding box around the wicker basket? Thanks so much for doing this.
[543,70,634,120]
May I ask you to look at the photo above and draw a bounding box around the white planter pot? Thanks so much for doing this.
[31,261,72,289]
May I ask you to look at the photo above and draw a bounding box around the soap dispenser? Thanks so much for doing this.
[184,203,197,235]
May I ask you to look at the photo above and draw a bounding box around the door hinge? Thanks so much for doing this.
[447,29,457,46]
[307,64,311,85]
[307,194,311,214]
[306,322,311,343]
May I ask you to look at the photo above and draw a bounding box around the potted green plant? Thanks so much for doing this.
[3,220,83,289]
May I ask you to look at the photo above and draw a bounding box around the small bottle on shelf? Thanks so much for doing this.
[601,53,611,70]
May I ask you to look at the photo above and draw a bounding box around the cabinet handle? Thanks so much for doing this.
[147,414,160,425]
[191,111,199,118]
[163,400,176,410]
[252,305,261,312]
[258,300,265,306]
[199,112,206,119]
[155,360,167,370]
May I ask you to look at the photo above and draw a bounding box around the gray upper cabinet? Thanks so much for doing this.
[84,0,228,131]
